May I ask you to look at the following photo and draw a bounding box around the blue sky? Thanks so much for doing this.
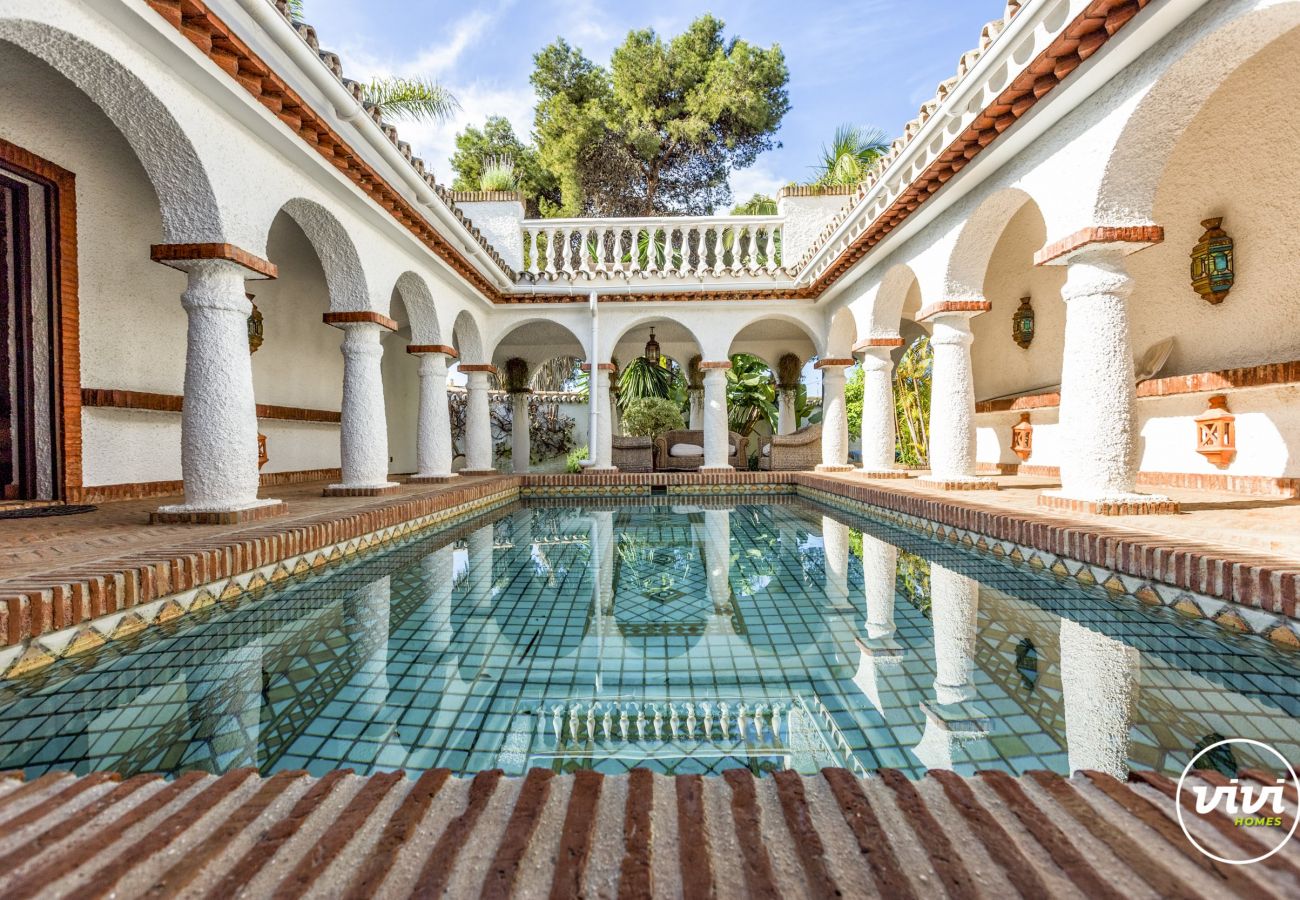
[299,0,1006,200]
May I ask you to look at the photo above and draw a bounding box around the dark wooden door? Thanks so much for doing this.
[0,174,35,500]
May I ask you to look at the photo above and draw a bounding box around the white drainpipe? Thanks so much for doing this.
[579,290,599,468]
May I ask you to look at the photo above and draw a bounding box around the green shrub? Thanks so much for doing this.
[621,397,684,439]
[565,445,588,473]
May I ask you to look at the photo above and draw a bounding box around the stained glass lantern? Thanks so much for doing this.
[1011,413,1033,462]
[247,293,264,354]
[1195,394,1236,468]
[1190,217,1234,304]
[1011,297,1034,349]
[643,328,660,364]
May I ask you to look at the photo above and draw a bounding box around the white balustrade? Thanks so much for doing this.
[521,215,784,281]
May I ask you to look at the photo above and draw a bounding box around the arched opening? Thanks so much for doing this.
[491,319,588,472]
[250,208,345,483]
[382,290,417,475]
[727,315,822,454]
[0,36,200,500]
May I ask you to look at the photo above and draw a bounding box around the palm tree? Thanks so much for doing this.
[731,194,777,215]
[810,124,890,187]
[893,337,932,465]
[617,357,673,411]
[532,356,582,393]
[360,76,459,123]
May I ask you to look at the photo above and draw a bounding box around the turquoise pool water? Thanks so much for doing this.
[0,497,1296,779]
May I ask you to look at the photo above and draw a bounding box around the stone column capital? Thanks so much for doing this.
[406,343,458,358]
[151,242,278,279]
[1033,225,1163,266]
[813,357,855,370]
[698,360,732,370]
[915,300,991,324]
[322,311,398,332]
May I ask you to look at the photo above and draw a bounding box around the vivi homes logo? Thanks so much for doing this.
[1176,738,1299,865]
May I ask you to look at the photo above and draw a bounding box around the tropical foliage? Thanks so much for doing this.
[621,397,684,438]
[531,16,790,216]
[894,337,933,466]
[617,356,674,410]
[726,353,778,446]
[731,194,778,215]
[450,116,560,214]
[359,76,459,123]
[809,124,890,187]
[478,155,518,192]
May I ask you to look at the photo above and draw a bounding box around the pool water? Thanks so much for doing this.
[0,497,1297,780]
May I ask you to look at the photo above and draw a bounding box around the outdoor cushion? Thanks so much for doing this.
[762,443,771,456]
[669,442,705,457]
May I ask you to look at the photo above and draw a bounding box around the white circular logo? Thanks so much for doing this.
[1175,738,1299,865]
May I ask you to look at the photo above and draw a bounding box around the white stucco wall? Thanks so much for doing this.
[457,199,525,272]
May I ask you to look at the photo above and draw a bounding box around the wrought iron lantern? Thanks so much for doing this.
[1011,297,1035,349]
[257,432,269,469]
[1195,394,1236,468]
[643,327,660,363]
[1190,217,1234,304]
[1011,413,1033,462]
[247,293,264,354]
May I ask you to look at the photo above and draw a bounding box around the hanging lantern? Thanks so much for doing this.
[1195,394,1236,468]
[643,327,660,364]
[1011,297,1034,349]
[247,293,264,354]
[1190,217,1234,304]
[1011,413,1033,462]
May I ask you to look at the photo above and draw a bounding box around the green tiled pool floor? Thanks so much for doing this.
[0,498,1296,779]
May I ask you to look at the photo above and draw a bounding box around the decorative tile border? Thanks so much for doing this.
[798,484,1300,651]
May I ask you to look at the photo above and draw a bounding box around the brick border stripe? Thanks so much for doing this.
[81,388,341,423]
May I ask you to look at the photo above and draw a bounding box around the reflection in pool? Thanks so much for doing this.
[0,498,1296,779]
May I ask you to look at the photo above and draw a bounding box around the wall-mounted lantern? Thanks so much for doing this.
[1012,297,1035,349]
[1195,394,1236,468]
[1011,412,1033,462]
[257,433,269,469]
[643,328,660,363]
[247,293,264,354]
[1190,217,1234,304]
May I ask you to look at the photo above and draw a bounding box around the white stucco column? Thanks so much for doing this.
[822,515,851,609]
[856,341,907,478]
[1059,619,1139,777]
[461,367,496,475]
[701,363,732,471]
[510,391,531,474]
[1041,247,1172,512]
[468,523,495,610]
[776,387,797,435]
[323,313,398,496]
[588,364,617,472]
[155,259,281,520]
[815,359,854,472]
[419,545,455,654]
[929,563,980,707]
[407,346,457,483]
[688,387,704,429]
[917,305,992,489]
[702,508,732,613]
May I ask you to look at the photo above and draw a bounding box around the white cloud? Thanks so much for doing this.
[394,82,538,181]
[729,163,785,206]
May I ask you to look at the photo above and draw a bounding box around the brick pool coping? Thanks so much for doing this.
[1,470,1298,679]
[0,766,1290,897]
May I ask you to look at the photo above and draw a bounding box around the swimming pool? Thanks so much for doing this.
[0,496,1296,780]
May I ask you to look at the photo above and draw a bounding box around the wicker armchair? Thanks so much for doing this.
[611,435,653,473]
[758,423,822,471]
[653,430,748,470]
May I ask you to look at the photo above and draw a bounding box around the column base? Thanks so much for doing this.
[918,476,998,491]
[458,469,501,477]
[814,464,856,473]
[323,482,401,497]
[1038,490,1179,516]
[854,634,906,661]
[699,465,734,473]
[150,498,285,525]
[406,474,458,484]
[859,469,910,479]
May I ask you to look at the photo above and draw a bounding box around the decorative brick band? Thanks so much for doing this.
[975,358,1300,412]
[322,311,397,331]
[916,300,991,323]
[322,484,402,498]
[578,363,616,372]
[459,364,499,374]
[406,344,458,357]
[807,0,1156,296]
[1033,225,1165,266]
[698,361,732,370]
[74,468,344,504]
[775,184,858,198]
[813,358,855,369]
[852,336,904,351]
[150,243,278,279]
[81,388,341,424]
[1038,493,1180,517]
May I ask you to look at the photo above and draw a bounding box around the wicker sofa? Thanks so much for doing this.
[653,429,748,471]
[611,435,654,472]
[757,423,822,471]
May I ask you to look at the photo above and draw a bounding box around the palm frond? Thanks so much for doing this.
[811,124,890,187]
[361,76,460,123]
[532,356,582,392]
